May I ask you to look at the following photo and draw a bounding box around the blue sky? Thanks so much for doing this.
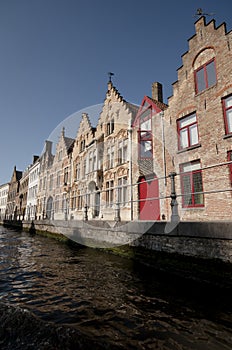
[0,0,231,184]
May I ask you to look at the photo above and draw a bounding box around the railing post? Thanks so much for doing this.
[114,202,121,222]
[84,204,88,221]
[114,187,121,222]
[169,172,180,222]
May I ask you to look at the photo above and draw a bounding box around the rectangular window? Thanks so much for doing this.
[56,171,61,187]
[178,113,199,150]
[195,59,216,93]
[106,148,110,169]
[139,108,152,159]
[223,95,232,135]
[43,176,46,190]
[71,190,77,210]
[80,140,85,152]
[55,195,60,213]
[106,119,114,136]
[77,191,83,210]
[106,180,114,207]
[93,149,97,171]
[118,177,128,206]
[118,142,122,164]
[139,140,152,158]
[118,140,128,164]
[180,160,204,208]
[83,160,86,177]
[75,164,80,180]
[228,151,232,185]
[49,174,53,190]
[106,146,114,169]
[89,151,93,173]
[110,146,114,168]
[58,150,62,161]
[62,194,66,212]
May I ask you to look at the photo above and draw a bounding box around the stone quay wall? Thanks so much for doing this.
[21,219,232,263]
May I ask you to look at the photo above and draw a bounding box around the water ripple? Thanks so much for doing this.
[0,226,232,349]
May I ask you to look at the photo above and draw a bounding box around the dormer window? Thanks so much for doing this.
[195,58,216,94]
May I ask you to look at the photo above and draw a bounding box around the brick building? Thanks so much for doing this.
[162,16,232,221]
[5,166,22,220]
[3,15,232,224]
[132,82,168,221]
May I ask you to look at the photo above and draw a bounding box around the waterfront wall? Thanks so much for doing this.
[21,219,232,263]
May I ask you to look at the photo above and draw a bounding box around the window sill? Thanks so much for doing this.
[223,134,232,140]
[177,144,201,153]
[117,161,129,166]
[181,206,205,210]
[195,83,217,96]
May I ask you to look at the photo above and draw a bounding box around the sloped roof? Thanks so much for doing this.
[125,102,139,124]
[64,136,75,153]
[16,171,22,181]
[133,95,168,127]
[147,96,168,111]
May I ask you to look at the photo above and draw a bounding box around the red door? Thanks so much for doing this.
[139,175,160,220]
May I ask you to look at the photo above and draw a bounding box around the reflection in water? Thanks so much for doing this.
[0,226,232,349]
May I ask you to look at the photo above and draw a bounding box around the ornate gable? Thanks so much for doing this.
[76,113,94,140]
[96,81,138,138]
[54,127,74,161]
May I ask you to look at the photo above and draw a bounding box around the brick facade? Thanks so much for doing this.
[163,17,232,221]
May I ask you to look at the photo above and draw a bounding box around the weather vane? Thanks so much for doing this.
[108,72,114,82]
[194,8,214,18]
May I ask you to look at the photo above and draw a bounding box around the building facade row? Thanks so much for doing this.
[1,16,232,223]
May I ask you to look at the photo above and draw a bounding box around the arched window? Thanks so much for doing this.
[193,48,216,94]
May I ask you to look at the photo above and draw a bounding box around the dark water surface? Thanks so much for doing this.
[0,226,232,349]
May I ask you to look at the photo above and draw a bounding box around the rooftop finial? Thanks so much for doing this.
[61,126,65,137]
[108,72,114,83]
[194,8,214,18]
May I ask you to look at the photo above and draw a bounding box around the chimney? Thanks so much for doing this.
[45,140,52,154]
[33,155,39,164]
[152,82,163,103]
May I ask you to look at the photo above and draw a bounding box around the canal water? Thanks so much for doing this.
[0,226,232,349]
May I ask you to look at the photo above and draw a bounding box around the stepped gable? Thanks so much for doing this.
[168,15,230,103]
[107,80,125,103]
[96,81,138,129]
[75,113,95,141]
[55,127,75,154]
